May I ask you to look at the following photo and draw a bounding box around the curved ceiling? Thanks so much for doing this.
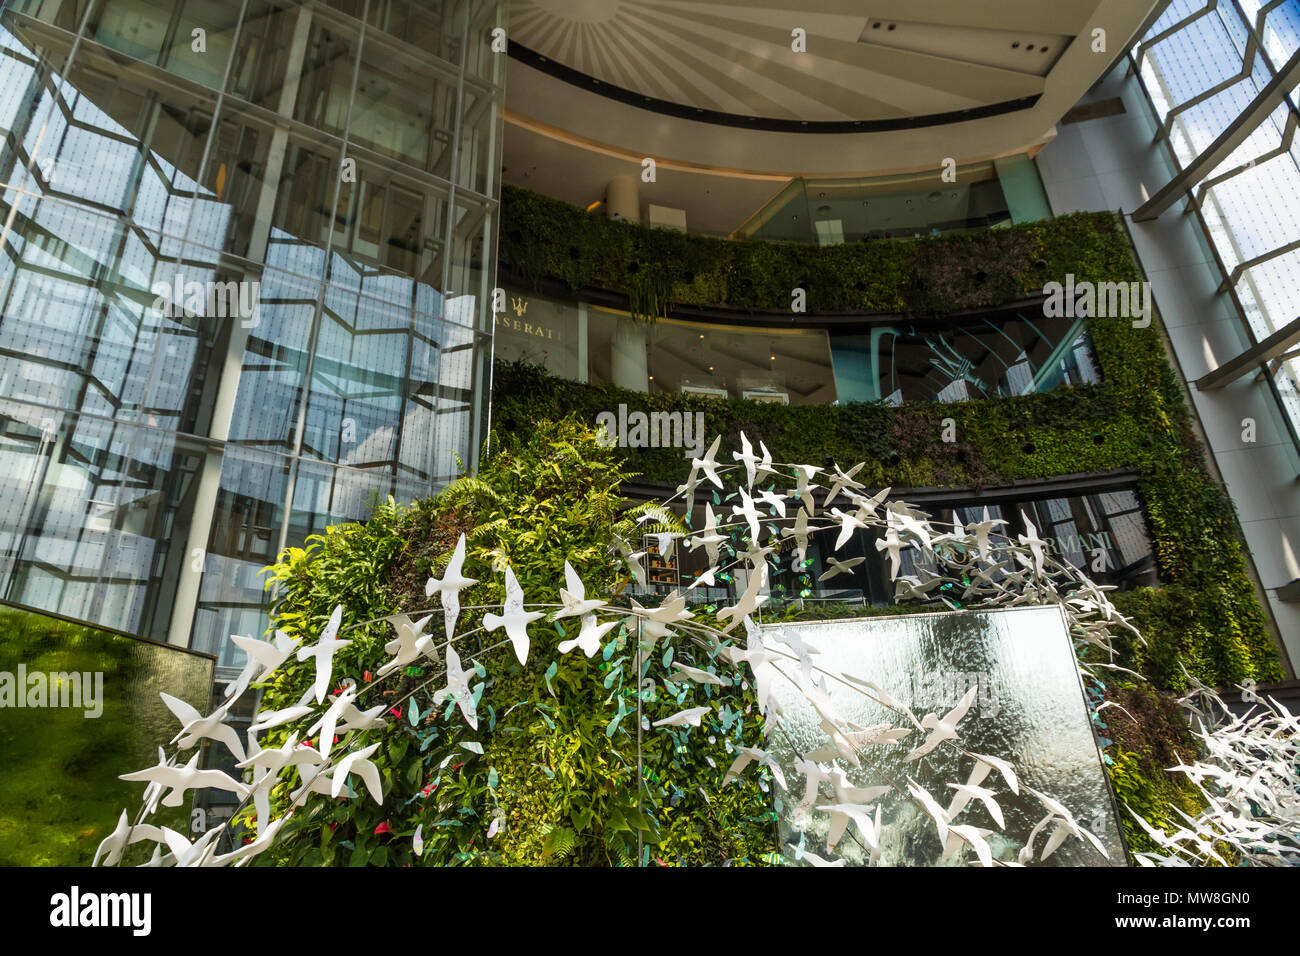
[508,0,1091,124]
[501,0,1162,231]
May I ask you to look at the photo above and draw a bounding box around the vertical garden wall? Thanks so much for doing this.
[493,186,1283,693]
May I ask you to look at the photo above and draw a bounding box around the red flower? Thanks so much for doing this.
[374,822,392,835]
[363,670,372,682]
[389,707,402,718]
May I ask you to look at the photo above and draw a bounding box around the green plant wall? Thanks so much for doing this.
[0,607,214,865]
[495,187,1283,694]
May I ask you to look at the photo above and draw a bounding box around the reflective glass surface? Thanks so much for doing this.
[0,0,504,662]
[763,606,1126,866]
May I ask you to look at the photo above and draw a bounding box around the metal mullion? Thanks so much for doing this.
[96,0,251,627]
[1136,0,1218,68]
[1196,108,1297,199]
[1159,27,1258,139]
[274,0,370,562]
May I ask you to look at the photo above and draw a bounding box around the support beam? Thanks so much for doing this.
[1132,44,1300,221]
[1196,313,1300,390]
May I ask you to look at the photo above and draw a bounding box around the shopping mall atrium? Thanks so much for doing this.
[0,0,1297,882]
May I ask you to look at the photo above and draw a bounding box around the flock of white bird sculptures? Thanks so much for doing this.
[94,432,1289,867]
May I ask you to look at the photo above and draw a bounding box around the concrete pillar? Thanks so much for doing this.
[606,175,640,223]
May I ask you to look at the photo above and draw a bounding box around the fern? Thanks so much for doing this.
[540,825,577,861]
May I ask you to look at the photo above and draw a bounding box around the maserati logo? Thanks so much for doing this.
[511,296,529,317]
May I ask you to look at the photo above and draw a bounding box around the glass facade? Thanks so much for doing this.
[636,487,1157,610]
[497,286,1099,409]
[737,161,1022,244]
[1133,0,1300,444]
[0,0,505,666]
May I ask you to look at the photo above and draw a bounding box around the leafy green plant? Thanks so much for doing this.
[247,419,772,866]
[491,187,1282,692]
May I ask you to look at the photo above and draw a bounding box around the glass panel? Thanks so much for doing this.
[224,264,319,452]
[291,16,359,137]
[300,281,409,466]
[741,163,1013,243]
[227,0,301,109]
[0,603,213,866]
[5,0,94,34]
[0,13,78,190]
[0,403,207,641]
[190,445,289,663]
[763,607,1126,866]
[328,150,449,285]
[54,48,217,234]
[88,0,176,65]
[351,32,458,172]
[457,80,501,197]
[495,287,580,379]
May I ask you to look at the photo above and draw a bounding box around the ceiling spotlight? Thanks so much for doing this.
[770,354,776,362]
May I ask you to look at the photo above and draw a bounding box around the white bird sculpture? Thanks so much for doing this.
[120,752,249,808]
[652,706,711,728]
[377,612,437,677]
[483,566,544,665]
[159,693,246,762]
[330,742,384,805]
[555,561,605,619]
[557,613,617,658]
[691,434,725,488]
[426,533,479,641]
[818,555,864,582]
[296,604,351,704]
[904,685,978,761]
[433,642,478,730]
